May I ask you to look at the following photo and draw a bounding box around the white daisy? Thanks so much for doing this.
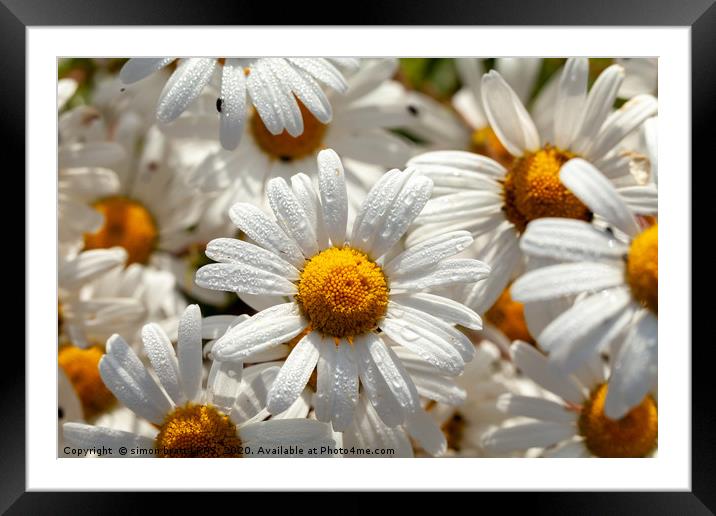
[119,57,359,150]
[59,248,145,349]
[511,158,657,419]
[419,340,548,457]
[483,342,657,457]
[407,58,658,316]
[174,59,418,219]
[63,305,336,457]
[195,148,489,433]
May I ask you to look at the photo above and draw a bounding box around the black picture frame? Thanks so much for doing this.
[5,0,709,511]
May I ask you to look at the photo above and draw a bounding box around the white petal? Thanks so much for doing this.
[228,203,305,267]
[405,410,447,457]
[511,341,585,404]
[315,342,359,431]
[390,292,482,330]
[408,150,506,179]
[540,289,633,373]
[267,177,318,257]
[521,218,627,261]
[141,323,185,406]
[239,419,333,449]
[354,335,407,427]
[390,303,474,361]
[553,57,588,149]
[58,142,125,168]
[99,335,172,424]
[206,359,243,414]
[392,259,491,291]
[560,158,640,236]
[642,116,658,184]
[177,305,203,402]
[317,149,348,247]
[62,423,154,457]
[357,334,421,413]
[212,303,307,361]
[605,312,658,419]
[618,184,658,215]
[496,394,576,423]
[195,262,297,296]
[511,262,624,302]
[542,438,588,458]
[156,58,216,123]
[219,59,248,151]
[119,57,174,84]
[483,422,575,454]
[586,95,658,161]
[251,61,303,137]
[287,58,349,93]
[380,315,464,376]
[267,58,332,124]
[413,191,501,225]
[205,238,300,280]
[571,64,624,153]
[58,248,126,289]
[369,174,433,259]
[480,70,540,156]
[291,173,329,249]
[351,168,414,253]
[463,224,521,314]
[266,332,321,414]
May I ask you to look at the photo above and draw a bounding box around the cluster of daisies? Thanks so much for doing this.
[58,57,657,458]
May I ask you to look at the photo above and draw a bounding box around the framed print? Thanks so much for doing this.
[4,0,711,510]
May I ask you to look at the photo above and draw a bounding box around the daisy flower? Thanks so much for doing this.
[63,305,336,457]
[420,340,546,457]
[119,57,359,150]
[195,148,490,433]
[59,248,145,349]
[482,342,657,458]
[407,57,658,316]
[511,158,657,419]
[176,59,418,220]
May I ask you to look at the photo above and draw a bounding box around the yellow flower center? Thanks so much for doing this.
[578,383,658,458]
[154,403,243,458]
[250,99,327,162]
[502,145,591,233]
[625,224,658,315]
[58,345,116,420]
[83,196,158,265]
[470,126,513,167]
[486,286,536,345]
[295,247,389,339]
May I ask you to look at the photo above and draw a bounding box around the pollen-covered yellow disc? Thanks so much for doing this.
[626,224,658,314]
[296,247,389,339]
[154,404,242,458]
[502,146,591,233]
[578,383,658,458]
